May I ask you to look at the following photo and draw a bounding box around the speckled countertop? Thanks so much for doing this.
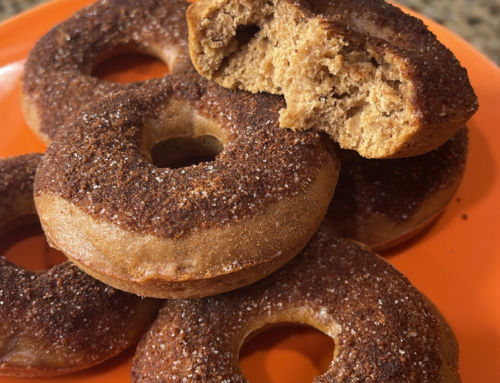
[397,0,500,66]
[0,0,499,65]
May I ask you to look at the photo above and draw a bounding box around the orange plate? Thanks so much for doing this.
[1,1,500,382]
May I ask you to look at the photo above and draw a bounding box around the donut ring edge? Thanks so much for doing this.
[33,76,340,299]
[0,154,162,377]
[131,226,461,382]
[186,0,478,159]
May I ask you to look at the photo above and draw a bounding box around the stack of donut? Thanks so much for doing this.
[1,0,477,380]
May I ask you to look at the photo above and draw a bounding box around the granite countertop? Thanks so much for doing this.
[0,0,499,66]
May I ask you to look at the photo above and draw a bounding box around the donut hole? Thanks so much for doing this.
[91,44,170,84]
[0,222,67,271]
[144,107,227,168]
[151,135,224,169]
[239,323,335,382]
[92,53,169,84]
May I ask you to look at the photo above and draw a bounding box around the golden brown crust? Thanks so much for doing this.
[131,224,461,382]
[325,126,468,251]
[187,0,478,158]
[34,75,339,299]
[0,154,162,377]
[21,0,192,143]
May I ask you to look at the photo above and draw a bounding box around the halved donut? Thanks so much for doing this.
[187,0,478,158]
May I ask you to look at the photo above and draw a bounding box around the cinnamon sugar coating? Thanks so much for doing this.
[325,126,468,251]
[34,72,339,298]
[35,73,334,239]
[132,224,460,382]
[187,0,478,158]
[0,153,41,233]
[0,154,161,377]
[21,0,192,144]
[0,153,40,198]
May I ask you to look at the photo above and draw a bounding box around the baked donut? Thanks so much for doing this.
[325,125,468,251]
[187,0,478,158]
[0,154,162,377]
[0,154,41,234]
[21,0,192,144]
[131,223,461,382]
[34,73,340,299]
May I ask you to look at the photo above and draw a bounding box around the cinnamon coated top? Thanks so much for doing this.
[0,259,159,376]
[287,0,478,128]
[328,126,468,223]
[0,154,161,376]
[132,224,459,382]
[0,153,41,233]
[35,73,333,239]
[22,0,192,141]
[0,153,40,201]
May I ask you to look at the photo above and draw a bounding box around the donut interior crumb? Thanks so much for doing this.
[189,0,418,158]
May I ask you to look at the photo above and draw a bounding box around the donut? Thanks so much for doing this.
[325,125,468,251]
[0,154,162,377]
[33,72,340,299]
[131,223,460,382]
[0,154,41,235]
[21,0,192,144]
[187,0,478,158]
